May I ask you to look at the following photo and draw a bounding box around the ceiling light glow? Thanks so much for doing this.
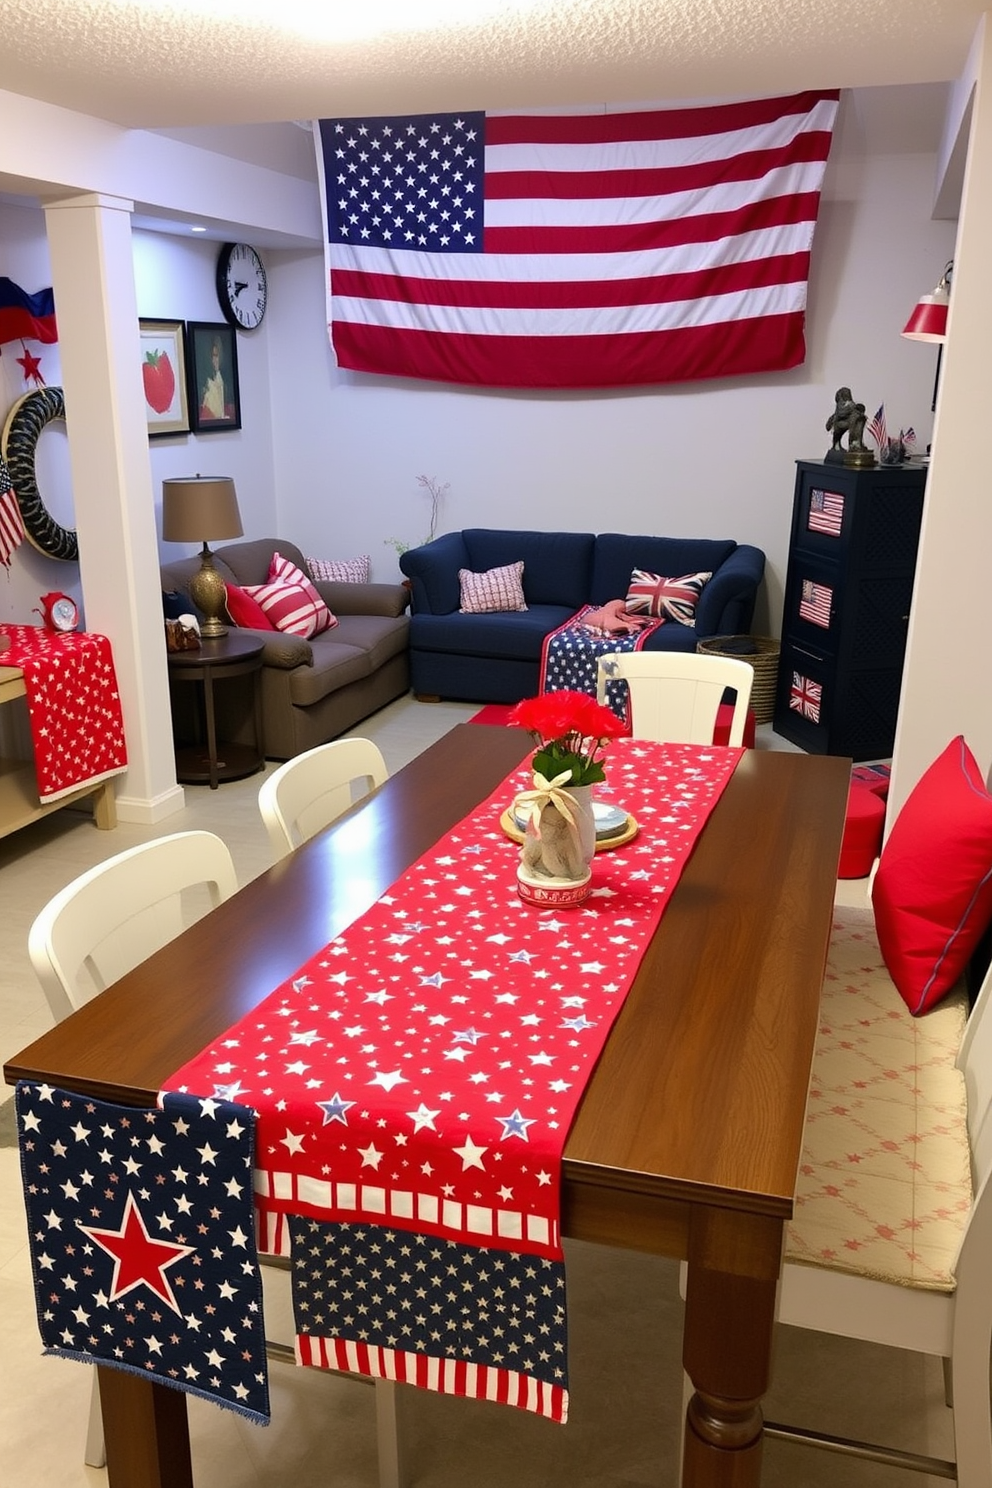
[150,0,550,45]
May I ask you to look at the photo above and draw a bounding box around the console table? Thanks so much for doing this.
[0,662,116,837]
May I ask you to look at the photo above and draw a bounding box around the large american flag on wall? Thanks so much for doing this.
[314,90,839,389]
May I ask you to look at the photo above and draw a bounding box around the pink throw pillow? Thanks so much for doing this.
[624,570,712,626]
[306,555,371,584]
[872,736,992,1014]
[224,584,275,631]
[243,553,336,638]
[459,561,527,614]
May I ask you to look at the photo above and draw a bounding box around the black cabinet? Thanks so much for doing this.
[772,459,926,761]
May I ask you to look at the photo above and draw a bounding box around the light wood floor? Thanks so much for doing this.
[0,697,952,1486]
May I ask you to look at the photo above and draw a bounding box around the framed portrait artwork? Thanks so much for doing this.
[186,321,242,433]
[139,319,190,437]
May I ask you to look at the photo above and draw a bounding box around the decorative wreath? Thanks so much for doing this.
[0,386,78,562]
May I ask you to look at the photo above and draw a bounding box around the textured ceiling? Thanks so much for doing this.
[0,0,984,129]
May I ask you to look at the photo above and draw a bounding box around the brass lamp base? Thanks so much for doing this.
[187,545,229,638]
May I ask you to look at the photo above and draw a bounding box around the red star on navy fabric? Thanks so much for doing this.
[81,1192,194,1312]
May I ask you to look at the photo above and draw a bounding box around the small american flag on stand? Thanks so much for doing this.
[789,671,822,723]
[807,488,844,537]
[0,455,24,568]
[867,403,887,451]
[798,579,832,628]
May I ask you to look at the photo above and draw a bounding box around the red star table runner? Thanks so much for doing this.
[0,625,127,800]
[163,740,741,1421]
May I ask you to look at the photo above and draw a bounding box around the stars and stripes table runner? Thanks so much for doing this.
[0,625,127,801]
[162,739,742,1421]
[15,1084,270,1425]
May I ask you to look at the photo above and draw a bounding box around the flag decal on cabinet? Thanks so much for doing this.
[798,578,832,628]
[807,488,844,537]
[789,671,822,723]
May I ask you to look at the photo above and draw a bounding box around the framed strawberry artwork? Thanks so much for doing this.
[138,319,190,437]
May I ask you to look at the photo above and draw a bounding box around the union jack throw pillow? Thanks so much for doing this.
[625,569,712,625]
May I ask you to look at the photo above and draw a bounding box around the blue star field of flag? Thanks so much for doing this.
[15,1082,270,1425]
[290,1216,567,1389]
[320,112,486,252]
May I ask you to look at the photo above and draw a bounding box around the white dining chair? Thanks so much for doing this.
[28,830,238,1022]
[27,830,239,1467]
[258,736,389,858]
[29,826,408,1485]
[596,650,754,746]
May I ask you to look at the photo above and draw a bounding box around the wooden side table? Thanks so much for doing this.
[166,633,265,789]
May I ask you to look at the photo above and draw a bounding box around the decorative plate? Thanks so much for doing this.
[501,803,639,852]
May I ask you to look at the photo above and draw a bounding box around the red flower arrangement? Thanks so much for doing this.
[508,689,626,787]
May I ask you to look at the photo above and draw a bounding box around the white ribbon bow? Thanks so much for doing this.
[513,769,583,848]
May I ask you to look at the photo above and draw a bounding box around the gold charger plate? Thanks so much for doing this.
[500,807,639,853]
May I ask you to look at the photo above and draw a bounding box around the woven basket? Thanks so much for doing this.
[696,635,781,725]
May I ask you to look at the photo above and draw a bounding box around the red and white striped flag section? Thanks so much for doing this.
[807,487,844,537]
[315,90,839,389]
[867,404,887,450]
[798,578,832,628]
[0,456,24,568]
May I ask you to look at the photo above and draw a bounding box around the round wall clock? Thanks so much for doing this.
[216,242,267,330]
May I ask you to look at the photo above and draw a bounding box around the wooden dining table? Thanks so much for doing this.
[4,723,850,1488]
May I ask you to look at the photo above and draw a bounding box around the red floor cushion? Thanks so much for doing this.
[838,782,887,879]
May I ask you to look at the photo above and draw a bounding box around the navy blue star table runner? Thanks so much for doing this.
[15,1083,269,1425]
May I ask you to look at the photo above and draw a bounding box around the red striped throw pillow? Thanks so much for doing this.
[243,552,336,638]
[459,561,527,614]
[625,569,712,626]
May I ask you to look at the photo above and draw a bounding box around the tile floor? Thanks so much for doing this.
[0,699,955,1486]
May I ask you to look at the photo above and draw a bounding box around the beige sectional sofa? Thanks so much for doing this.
[160,537,410,760]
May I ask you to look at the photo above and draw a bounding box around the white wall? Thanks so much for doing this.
[132,230,279,557]
[268,125,954,638]
[0,210,283,625]
[0,84,959,795]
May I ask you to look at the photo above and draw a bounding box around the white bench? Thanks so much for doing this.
[769,901,992,1483]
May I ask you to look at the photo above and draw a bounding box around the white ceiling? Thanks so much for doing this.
[0,2,978,245]
[0,1,983,130]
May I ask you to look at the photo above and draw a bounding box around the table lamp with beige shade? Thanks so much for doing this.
[162,475,243,638]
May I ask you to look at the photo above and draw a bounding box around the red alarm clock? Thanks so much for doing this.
[36,592,80,633]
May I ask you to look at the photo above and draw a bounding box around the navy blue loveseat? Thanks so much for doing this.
[399,528,766,704]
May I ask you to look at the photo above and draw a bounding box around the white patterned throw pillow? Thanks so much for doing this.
[306,555,371,584]
[458,561,528,614]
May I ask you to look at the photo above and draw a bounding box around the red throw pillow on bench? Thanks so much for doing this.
[872,735,992,1014]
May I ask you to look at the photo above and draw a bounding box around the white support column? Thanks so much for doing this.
[889,16,992,818]
[44,191,184,822]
